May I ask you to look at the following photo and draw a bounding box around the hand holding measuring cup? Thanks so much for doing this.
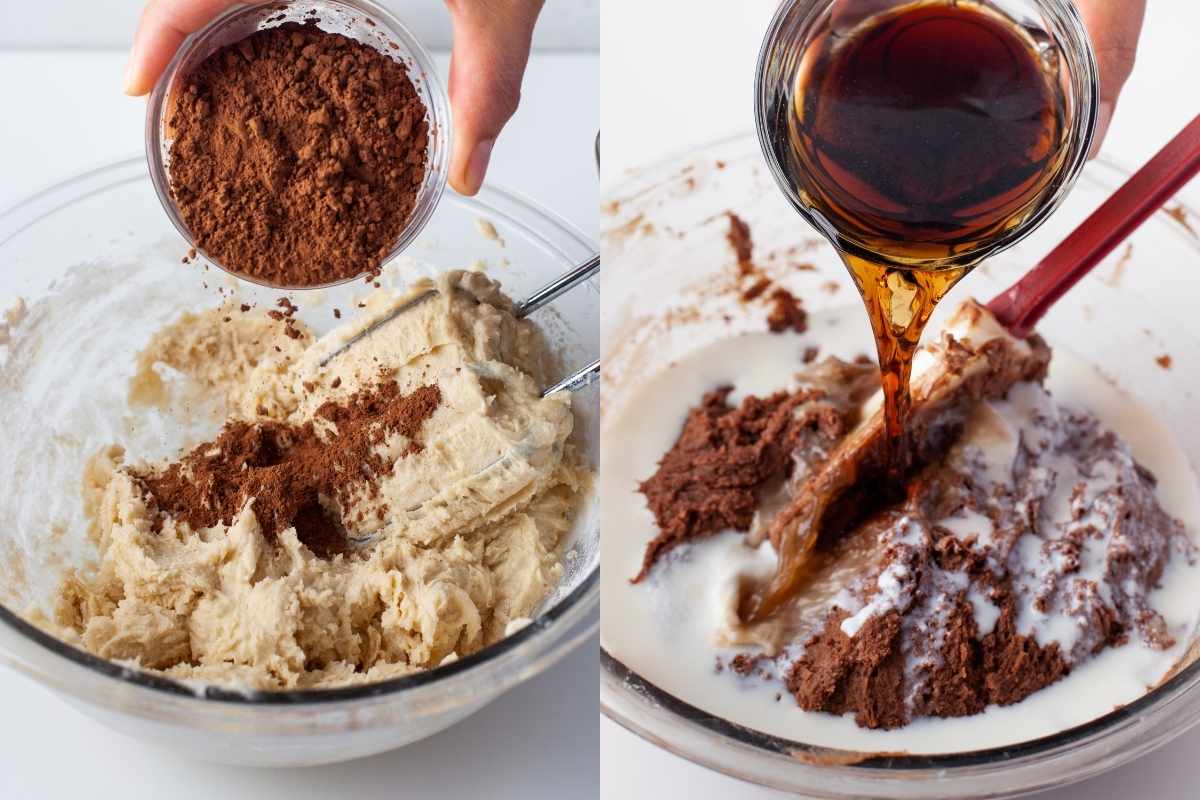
[123,0,546,196]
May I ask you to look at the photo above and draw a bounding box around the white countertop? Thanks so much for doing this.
[0,49,598,800]
[601,1,1200,798]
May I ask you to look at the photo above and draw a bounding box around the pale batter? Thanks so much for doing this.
[52,270,589,689]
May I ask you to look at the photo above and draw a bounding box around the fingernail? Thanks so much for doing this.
[123,56,139,95]
[464,138,495,195]
[123,35,147,96]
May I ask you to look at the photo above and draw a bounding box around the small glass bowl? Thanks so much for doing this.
[145,0,451,289]
[754,0,1099,271]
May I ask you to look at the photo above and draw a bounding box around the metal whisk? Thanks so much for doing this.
[317,253,599,397]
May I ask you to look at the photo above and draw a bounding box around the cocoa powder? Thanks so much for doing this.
[138,380,441,558]
[786,548,1073,728]
[726,212,755,273]
[640,374,1081,729]
[167,21,429,286]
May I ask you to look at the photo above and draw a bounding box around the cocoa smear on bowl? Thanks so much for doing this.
[726,213,809,334]
[167,20,430,287]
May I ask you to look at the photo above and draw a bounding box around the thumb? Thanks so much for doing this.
[444,0,543,195]
[125,0,242,96]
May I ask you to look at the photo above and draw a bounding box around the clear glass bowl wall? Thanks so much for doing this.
[600,133,1200,799]
[0,157,599,767]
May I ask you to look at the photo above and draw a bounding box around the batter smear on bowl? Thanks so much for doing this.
[51,272,590,689]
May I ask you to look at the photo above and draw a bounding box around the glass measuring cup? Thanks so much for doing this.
[754,0,1099,272]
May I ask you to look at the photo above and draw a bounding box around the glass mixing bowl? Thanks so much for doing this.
[0,156,598,767]
[146,0,451,288]
[600,132,1200,798]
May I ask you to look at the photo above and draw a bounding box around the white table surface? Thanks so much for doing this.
[601,1,1200,798]
[0,50,599,800]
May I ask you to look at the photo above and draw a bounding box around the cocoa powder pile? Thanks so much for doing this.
[137,380,441,558]
[784,530,1074,728]
[167,21,429,286]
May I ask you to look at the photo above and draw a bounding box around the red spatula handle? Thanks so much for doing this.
[988,113,1200,338]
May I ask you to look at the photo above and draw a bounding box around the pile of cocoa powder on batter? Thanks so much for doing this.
[138,379,440,559]
[167,21,429,286]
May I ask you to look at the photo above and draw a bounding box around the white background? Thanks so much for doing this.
[602,1,1200,799]
[0,3,599,799]
[0,0,600,50]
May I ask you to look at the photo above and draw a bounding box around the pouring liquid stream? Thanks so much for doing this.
[748,1,1071,622]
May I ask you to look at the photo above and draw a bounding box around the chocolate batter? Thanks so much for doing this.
[635,301,1195,730]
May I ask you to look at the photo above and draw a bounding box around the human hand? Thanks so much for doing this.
[1075,0,1147,157]
[123,0,544,196]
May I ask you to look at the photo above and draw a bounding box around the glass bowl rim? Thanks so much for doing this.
[599,131,1200,781]
[144,0,453,291]
[0,154,599,707]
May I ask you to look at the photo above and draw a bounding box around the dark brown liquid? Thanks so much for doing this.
[777,1,1065,262]
[843,255,967,460]
[748,2,1069,620]
[769,0,1066,470]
